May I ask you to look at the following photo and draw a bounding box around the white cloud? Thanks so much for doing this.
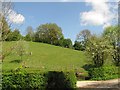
[80,0,118,28]
[8,9,25,24]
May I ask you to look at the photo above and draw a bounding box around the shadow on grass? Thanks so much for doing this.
[10,60,23,63]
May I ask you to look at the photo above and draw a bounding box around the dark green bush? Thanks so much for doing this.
[88,66,119,80]
[73,41,85,51]
[46,71,76,89]
[2,71,76,89]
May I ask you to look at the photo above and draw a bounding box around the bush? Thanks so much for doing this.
[2,71,76,89]
[88,66,119,80]
[6,29,22,41]
[46,71,76,89]
[62,39,73,48]
[73,41,85,51]
[112,47,120,66]
[2,72,47,89]
[75,72,89,80]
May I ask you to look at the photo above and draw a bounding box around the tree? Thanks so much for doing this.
[77,29,91,50]
[0,1,25,63]
[103,25,120,66]
[1,17,11,41]
[1,1,24,41]
[6,29,22,41]
[62,38,72,48]
[35,23,64,45]
[0,1,13,41]
[73,41,85,51]
[86,35,110,67]
[15,40,27,61]
[1,46,15,62]
[25,26,34,41]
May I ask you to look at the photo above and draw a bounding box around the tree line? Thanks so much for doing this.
[1,16,120,66]
[2,17,73,48]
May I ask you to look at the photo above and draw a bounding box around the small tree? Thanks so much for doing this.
[1,46,15,62]
[15,40,27,61]
[86,35,110,67]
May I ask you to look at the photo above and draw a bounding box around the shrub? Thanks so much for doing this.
[86,35,110,67]
[2,71,76,89]
[112,47,120,66]
[46,71,76,89]
[88,66,119,80]
[62,39,73,48]
[6,29,22,41]
[73,41,85,51]
[2,72,47,89]
[75,68,89,80]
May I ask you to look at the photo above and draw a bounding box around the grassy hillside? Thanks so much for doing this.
[2,41,88,73]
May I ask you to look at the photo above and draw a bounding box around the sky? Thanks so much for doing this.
[7,0,118,42]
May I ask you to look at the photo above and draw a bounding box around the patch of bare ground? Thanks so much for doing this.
[77,78,120,89]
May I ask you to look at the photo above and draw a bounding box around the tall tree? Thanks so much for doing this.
[0,1,13,41]
[103,25,120,66]
[1,16,10,41]
[77,29,91,41]
[25,26,34,41]
[35,23,64,44]
[76,29,91,50]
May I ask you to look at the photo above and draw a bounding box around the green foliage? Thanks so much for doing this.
[2,72,47,89]
[6,29,22,41]
[88,66,119,80]
[1,17,10,41]
[86,35,110,67]
[103,25,120,66]
[24,34,33,41]
[35,23,64,44]
[112,46,120,66]
[2,71,76,89]
[76,29,91,50]
[62,38,73,48]
[75,68,89,80]
[46,71,76,89]
[25,26,35,41]
[73,41,85,51]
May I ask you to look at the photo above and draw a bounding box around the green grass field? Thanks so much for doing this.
[2,41,88,73]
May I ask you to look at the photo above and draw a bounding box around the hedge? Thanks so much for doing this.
[2,71,77,89]
[88,66,119,80]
